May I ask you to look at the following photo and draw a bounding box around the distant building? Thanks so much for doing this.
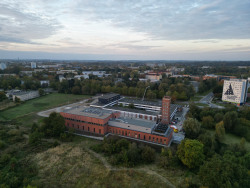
[201,66,211,69]
[82,71,106,79]
[31,62,37,69]
[6,90,39,101]
[40,80,50,87]
[0,63,7,70]
[59,75,65,82]
[222,79,249,106]
[145,72,162,82]
[0,74,16,77]
[57,70,78,75]
[74,75,89,80]
[203,74,236,81]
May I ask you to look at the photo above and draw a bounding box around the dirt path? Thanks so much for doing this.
[86,147,176,188]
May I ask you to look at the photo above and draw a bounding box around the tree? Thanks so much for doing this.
[198,133,215,157]
[41,112,65,137]
[127,143,141,167]
[177,139,205,169]
[202,116,215,129]
[214,112,224,123]
[215,121,225,143]
[0,91,7,102]
[29,130,43,145]
[199,154,250,188]
[223,111,238,132]
[183,118,201,139]
[128,103,135,109]
[141,146,155,163]
[14,96,20,103]
[71,86,81,94]
[38,88,45,96]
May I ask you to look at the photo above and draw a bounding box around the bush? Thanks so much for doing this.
[141,146,155,163]
[29,130,43,145]
[0,140,6,149]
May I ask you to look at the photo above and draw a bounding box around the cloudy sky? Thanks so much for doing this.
[0,0,250,60]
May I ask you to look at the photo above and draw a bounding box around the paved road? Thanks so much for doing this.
[172,107,189,143]
[199,92,214,104]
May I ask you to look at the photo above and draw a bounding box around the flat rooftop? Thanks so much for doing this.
[109,117,156,133]
[105,106,160,116]
[99,93,120,100]
[119,98,162,107]
[62,107,112,119]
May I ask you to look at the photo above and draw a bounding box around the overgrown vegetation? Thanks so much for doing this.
[91,136,156,167]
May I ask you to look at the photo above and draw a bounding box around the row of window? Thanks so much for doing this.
[109,127,168,145]
[64,117,107,126]
[67,123,102,134]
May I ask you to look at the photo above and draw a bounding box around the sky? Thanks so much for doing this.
[0,0,250,60]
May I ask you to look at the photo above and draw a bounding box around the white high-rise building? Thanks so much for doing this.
[222,79,249,105]
[31,62,37,69]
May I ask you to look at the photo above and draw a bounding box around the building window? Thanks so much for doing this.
[88,127,89,132]
[138,134,140,139]
[135,134,137,138]
[83,126,84,130]
[149,136,151,141]
[125,131,127,136]
[156,138,158,143]
[99,129,101,134]
[94,128,95,133]
[164,140,166,144]
[144,135,145,140]
[122,131,124,135]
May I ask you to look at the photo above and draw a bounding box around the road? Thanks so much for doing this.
[197,92,225,109]
[199,92,214,104]
[172,107,189,143]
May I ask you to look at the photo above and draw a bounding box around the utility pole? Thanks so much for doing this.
[142,86,150,101]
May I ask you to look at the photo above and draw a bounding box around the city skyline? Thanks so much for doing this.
[0,0,250,60]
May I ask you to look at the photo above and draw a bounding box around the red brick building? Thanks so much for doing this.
[60,96,173,146]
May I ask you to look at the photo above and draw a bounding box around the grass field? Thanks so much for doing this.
[0,93,90,122]
[32,137,178,188]
[195,103,209,107]
[207,130,250,151]
[189,96,203,102]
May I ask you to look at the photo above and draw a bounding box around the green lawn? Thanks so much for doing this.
[195,103,209,107]
[190,96,203,102]
[0,93,90,122]
[207,130,250,151]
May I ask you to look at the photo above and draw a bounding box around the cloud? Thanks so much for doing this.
[73,0,250,40]
[0,1,61,44]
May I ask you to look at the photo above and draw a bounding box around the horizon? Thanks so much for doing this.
[0,0,250,60]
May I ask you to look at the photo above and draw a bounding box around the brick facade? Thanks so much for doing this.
[60,111,172,146]
[161,96,171,124]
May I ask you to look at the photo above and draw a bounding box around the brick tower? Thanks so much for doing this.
[161,96,171,124]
